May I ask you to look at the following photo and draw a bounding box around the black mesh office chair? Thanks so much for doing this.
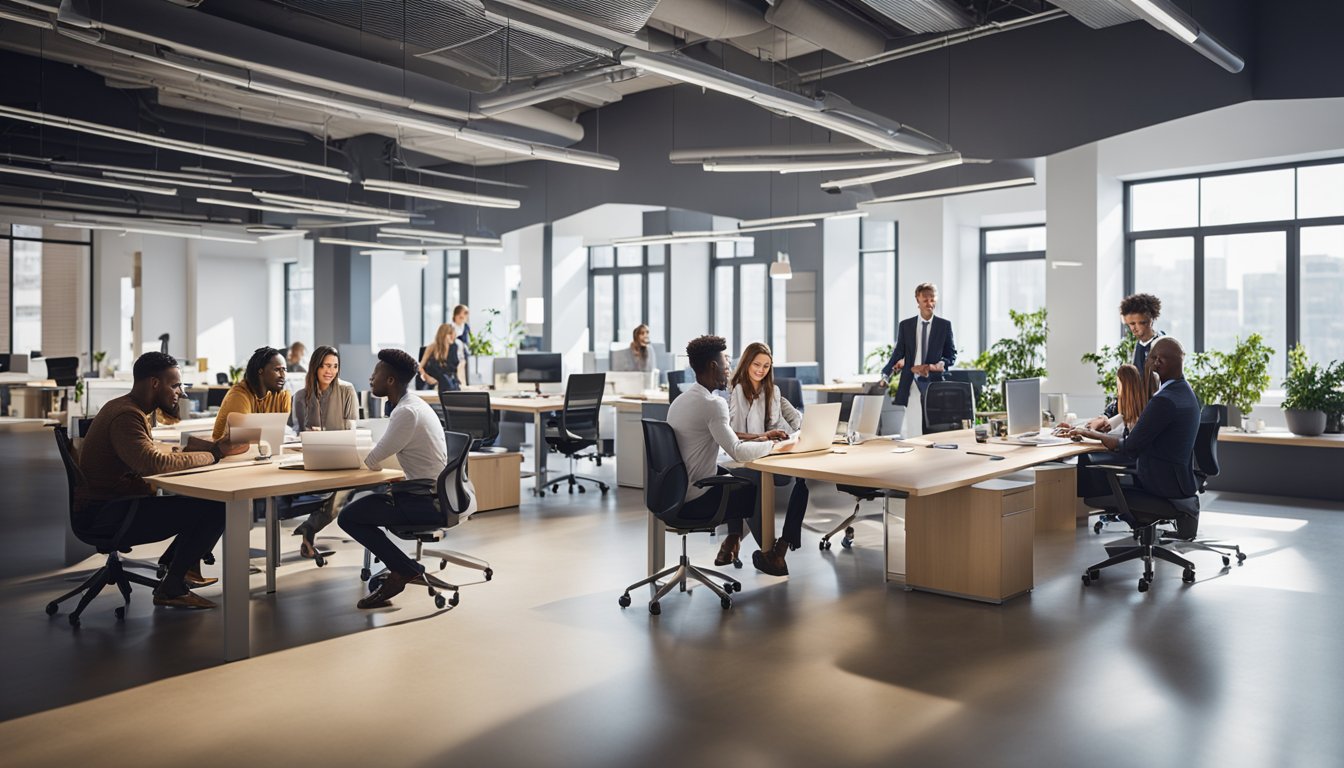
[777,377,804,412]
[361,431,492,608]
[619,419,748,615]
[924,380,974,433]
[1161,407,1246,566]
[440,391,505,453]
[216,372,229,385]
[1080,468,1201,593]
[543,372,609,497]
[45,426,162,627]
[666,370,685,403]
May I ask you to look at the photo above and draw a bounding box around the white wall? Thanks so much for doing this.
[369,251,426,352]
[668,241,710,361]
[822,218,859,379]
[195,255,270,370]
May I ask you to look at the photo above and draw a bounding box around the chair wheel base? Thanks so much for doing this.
[1182,568,1196,583]
[649,601,661,615]
[483,568,494,581]
[1137,578,1150,593]
[618,593,631,608]
[45,602,58,616]
[114,606,126,620]
[359,568,371,582]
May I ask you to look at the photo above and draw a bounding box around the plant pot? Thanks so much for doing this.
[1284,408,1327,437]
[1325,412,1344,434]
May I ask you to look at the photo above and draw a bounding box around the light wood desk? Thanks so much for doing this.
[1216,428,1344,449]
[744,430,1098,602]
[802,382,870,395]
[148,462,403,661]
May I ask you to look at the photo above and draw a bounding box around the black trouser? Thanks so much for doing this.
[79,496,225,595]
[727,468,809,548]
[678,469,757,537]
[338,490,442,578]
[1077,451,1135,500]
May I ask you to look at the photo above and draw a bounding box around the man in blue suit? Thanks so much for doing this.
[1070,337,1201,537]
[880,282,956,407]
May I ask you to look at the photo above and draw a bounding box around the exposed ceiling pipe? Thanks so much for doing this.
[850,0,974,34]
[764,0,886,62]
[1111,0,1244,73]
[475,65,638,115]
[480,0,676,54]
[649,0,771,40]
[669,142,871,161]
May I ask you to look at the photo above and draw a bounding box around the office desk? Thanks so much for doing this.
[1216,428,1344,449]
[1206,428,1344,501]
[802,382,870,395]
[743,431,1097,602]
[148,462,403,661]
[0,416,55,431]
[609,394,669,489]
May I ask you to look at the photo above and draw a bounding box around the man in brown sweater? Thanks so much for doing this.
[77,352,245,609]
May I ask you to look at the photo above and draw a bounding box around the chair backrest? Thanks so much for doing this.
[777,377,804,412]
[641,419,687,519]
[51,426,82,512]
[439,391,498,447]
[216,372,229,385]
[924,381,975,433]
[1194,405,1221,489]
[435,430,474,529]
[560,373,606,440]
[665,369,685,403]
[46,356,81,387]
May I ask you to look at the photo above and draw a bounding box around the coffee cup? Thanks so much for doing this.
[974,425,989,443]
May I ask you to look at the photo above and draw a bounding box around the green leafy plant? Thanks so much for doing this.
[73,377,84,404]
[864,344,894,375]
[465,308,526,358]
[92,350,107,368]
[1187,333,1273,416]
[1080,334,1139,401]
[970,308,1048,412]
[1282,344,1338,412]
[228,365,244,385]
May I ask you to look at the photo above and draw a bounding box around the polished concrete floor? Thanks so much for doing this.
[1,426,1341,768]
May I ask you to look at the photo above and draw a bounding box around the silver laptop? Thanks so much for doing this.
[770,402,842,455]
[845,395,885,443]
[1002,377,1069,445]
[281,430,362,470]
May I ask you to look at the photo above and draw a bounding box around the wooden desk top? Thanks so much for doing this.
[744,429,1098,497]
[1217,428,1344,449]
[147,461,403,502]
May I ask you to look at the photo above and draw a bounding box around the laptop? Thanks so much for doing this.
[844,395,886,443]
[226,412,291,456]
[769,402,842,455]
[1000,377,1069,446]
[280,430,363,470]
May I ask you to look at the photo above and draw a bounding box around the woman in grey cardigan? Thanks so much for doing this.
[726,341,809,577]
[287,345,358,559]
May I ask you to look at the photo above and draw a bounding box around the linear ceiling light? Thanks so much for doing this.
[378,227,466,241]
[821,153,964,191]
[0,104,349,183]
[319,237,435,251]
[611,222,812,246]
[53,221,256,244]
[0,164,177,196]
[736,221,816,234]
[861,177,1037,205]
[1116,0,1244,72]
[252,191,411,219]
[621,50,951,156]
[252,230,308,241]
[738,211,868,228]
[0,7,55,29]
[361,179,520,209]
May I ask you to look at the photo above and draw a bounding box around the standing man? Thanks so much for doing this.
[880,282,957,407]
[286,342,307,374]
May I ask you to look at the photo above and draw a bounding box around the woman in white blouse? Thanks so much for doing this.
[726,341,809,576]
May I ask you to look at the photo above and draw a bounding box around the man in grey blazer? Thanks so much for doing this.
[880,282,957,407]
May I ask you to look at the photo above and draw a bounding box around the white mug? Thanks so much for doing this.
[257,439,272,459]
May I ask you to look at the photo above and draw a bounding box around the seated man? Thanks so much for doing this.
[212,345,291,440]
[666,335,787,576]
[1069,337,1201,538]
[75,352,246,608]
[338,349,448,609]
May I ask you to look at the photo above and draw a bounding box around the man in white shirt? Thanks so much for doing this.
[667,336,790,576]
[338,348,448,609]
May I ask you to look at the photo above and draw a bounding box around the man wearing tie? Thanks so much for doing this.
[880,282,957,407]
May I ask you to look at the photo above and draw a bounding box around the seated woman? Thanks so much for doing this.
[725,341,809,577]
[1069,363,1155,506]
[420,323,461,392]
[288,345,359,559]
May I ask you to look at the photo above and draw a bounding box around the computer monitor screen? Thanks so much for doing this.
[517,353,562,384]
[206,388,228,409]
[1005,377,1042,437]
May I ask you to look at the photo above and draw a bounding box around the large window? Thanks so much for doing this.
[1,223,91,358]
[1125,158,1344,383]
[710,238,779,360]
[284,261,313,350]
[588,245,667,353]
[859,220,898,370]
[980,225,1046,350]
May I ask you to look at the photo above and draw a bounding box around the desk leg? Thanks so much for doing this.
[264,497,277,594]
[223,498,251,661]
[759,470,776,551]
[531,411,547,495]
[647,514,666,577]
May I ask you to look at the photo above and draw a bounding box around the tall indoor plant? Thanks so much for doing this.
[1187,333,1273,429]
[465,308,526,382]
[970,308,1048,412]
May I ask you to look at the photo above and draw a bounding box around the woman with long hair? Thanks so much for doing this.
[420,322,461,392]
[287,345,359,559]
[723,341,809,577]
[628,323,655,372]
[1072,363,1158,510]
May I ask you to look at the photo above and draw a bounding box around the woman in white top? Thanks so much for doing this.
[726,341,809,575]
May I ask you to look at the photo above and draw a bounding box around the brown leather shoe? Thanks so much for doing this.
[153,589,217,609]
[751,539,790,577]
[714,534,741,566]
[184,570,218,589]
[357,570,412,609]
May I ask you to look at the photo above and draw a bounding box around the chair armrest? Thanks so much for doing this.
[1092,464,1137,474]
[693,475,751,489]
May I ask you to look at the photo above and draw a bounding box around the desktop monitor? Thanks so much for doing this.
[206,388,228,409]
[517,352,562,393]
[45,357,80,387]
[1005,377,1042,437]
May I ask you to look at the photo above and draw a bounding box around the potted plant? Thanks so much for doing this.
[1187,333,1273,429]
[92,350,108,378]
[465,308,526,382]
[1325,362,1344,434]
[1281,345,1334,437]
[1081,334,1139,406]
[228,365,244,385]
[970,308,1048,413]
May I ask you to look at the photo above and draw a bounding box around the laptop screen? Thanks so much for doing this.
[1005,377,1042,437]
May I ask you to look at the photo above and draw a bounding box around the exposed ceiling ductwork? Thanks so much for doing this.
[851,0,974,34]
[764,0,886,62]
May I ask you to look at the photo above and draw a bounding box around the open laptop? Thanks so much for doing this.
[280,430,363,470]
[226,412,291,456]
[769,402,842,455]
[844,395,886,443]
[1000,377,1069,446]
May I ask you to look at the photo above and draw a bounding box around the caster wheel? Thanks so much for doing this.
[720,597,732,610]
[440,559,448,570]
[820,539,832,551]
[1088,569,1100,581]
[45,602,58,616]
[733,582,743,593]
[203,552,215,566]
[448,593,460,607]
[1082,574,1091,586]
[600,486,609,495]
[732,557,742,569]
[1182,568,1196,583]
[1137,578,1150,593]
[538,491,546,498]
[1236,552,1246,563]
[1222,556,1230,567]
[552,485,560,493]
[1093,521,1103,534]
[789,541,799,551]
[314,553,326,568]
[723,582,735,593]
[618,594,632,608]
[69,615,80,628]
[359,568,371,582]
[649,601,661,615]
[841,537,854,550]
[578,486,585,494]
[483,568,494,581]
[434,594,446,609]
[115,606,126,620]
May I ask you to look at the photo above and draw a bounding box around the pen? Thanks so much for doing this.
[965,450,1005,460]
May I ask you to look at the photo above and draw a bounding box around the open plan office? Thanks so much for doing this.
[1,2,1342,767]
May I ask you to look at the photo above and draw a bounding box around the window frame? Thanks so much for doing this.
[979,224,1046,351]
[587,245,669,352]
[1123,157,1344,367]
[283,261,313,351]
[1,224,94,357]
[709,240,773,358]
[858,220,899,371]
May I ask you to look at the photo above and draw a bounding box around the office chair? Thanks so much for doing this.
[1079,465,1200,593]
[619,419,747,615]
[44,425,162,627]
[666,370,685,403]
[216,372,229,385]
[923,380,974,433]
[361,430,491,608]
[439,391,505,453]
[776,377,804,412]
[1160,407,1246,566]
[543,372,610,497]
